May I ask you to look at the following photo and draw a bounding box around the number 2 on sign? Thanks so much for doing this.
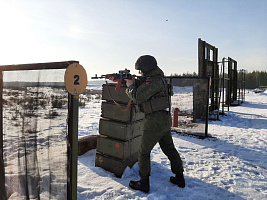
[74,75,80,85]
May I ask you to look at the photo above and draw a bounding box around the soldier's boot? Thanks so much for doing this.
[170,173,185,188]
[129,177,149,193]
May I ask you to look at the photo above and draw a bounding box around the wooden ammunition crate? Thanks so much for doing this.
[101,101,145,123]
[99,118,143,141]
[95,83,144,178]
[97,136,141,159]
[102,83,130,104]
[95,152,138,178]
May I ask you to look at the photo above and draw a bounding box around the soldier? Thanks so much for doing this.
[125,55,185,193]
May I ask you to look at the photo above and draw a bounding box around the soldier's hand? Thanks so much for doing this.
[125,79,133,87]
[109,76,118,82]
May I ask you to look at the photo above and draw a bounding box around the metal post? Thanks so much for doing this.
[205,78,209,137]
[67,94,78,200]
[244,71,246,102]
[222,58,225,115]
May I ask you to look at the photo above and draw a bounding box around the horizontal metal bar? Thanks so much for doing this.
[165,76,210,80]
[0,60,79,71]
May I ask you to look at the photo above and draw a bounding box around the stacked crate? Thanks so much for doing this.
[95,83,145,177]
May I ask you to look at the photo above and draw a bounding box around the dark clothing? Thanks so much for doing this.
[125,66,184,178]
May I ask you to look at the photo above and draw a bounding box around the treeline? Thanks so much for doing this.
[170,72,197,77]
[170,70,267,89]
[243,70,267,89]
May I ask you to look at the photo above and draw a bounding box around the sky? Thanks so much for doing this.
[0,0,266,78]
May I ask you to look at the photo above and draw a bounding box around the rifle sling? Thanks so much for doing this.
[105,80,132,111]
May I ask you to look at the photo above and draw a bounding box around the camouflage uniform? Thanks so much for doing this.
[126,66,184,179]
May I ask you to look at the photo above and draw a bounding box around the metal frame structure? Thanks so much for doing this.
[198,38,245,119]
[0,61,79,200]
[198,38,220,119]
[237,69,246,104]
[165,76,210,137]
[220,57,230,115]
[226,57,238,106]
[219,58,245,115]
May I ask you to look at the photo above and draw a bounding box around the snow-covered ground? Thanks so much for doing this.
[3,86,69,199]
[78,89,267,200]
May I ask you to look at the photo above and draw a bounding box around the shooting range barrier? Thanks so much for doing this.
[198,38,245,120]
[219,58,245,115]
[0,61,79,200]
[166,77,210,138]
[95,83,145,177]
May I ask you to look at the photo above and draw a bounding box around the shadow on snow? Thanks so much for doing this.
[78,150,245,200]
[173,133,266,170]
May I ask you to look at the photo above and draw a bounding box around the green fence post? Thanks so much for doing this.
[0,71,6,200]
[68,94,78,200]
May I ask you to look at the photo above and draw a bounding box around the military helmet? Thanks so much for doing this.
[135,55,157,73]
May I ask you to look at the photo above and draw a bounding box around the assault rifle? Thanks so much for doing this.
[91,68,146,91]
